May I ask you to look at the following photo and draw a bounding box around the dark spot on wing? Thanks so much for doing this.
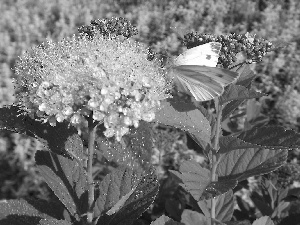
[206,55,212,60]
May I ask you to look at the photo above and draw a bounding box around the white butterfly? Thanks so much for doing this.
[172,42,239,101]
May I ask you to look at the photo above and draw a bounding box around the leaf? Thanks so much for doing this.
[201,179,238,200]
[96,121,153,171]
[220,85,265,105]
[196,104,217,143]
[0,199,64,225]
[225,221,251,225]
[170,160,211,201]
[252,216,274,225]
[222,99,246,121]
[237,126,300,149]
[199,190,234,222]
[151,215,184,225]
[39,219,72,225]
[219,136,262,154]
[154,99,211,146]
[181,209,210,225]
[250,192,273,216]
[0,105,78,156]
[165,199,183,221]
[35,147,88,219]
[217,148,288,182]
[94,166,143,217]
[222,64,256,120]
[96,168,159,225]
[234,64,256,88]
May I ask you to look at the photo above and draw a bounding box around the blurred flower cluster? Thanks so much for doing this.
[183,32,273,68]
[78,17,138,39]
[14,33,171,141]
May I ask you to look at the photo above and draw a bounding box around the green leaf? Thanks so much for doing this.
[220,85,265,105]
[35,146,88,219]
[150,215,184,225]
[154,99,211,146]
[237,126,300,149]
[96,168,159,225]
[196,104,217,144]
[201,179,238,200]
[222,64,256,120]
[165,199,183,221]
[96,121,153,171]
[0,105,78,156]
[250,192,273,216]
[39,219,72,225]
[219,136,262,154]
[234,64,256,88]
[94,166,143,217]
[181,209,210,225]
[217,148,288,182]
[170,160,211,201]
[199,190,234,222]
[225,221,251,225]
[222,99,246,121]
[0,199,64,225]
[252,216,274,225]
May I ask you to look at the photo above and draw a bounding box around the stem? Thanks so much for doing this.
[86,118,97,224]
[210,98,222,225]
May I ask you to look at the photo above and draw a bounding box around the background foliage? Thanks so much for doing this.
[1,0,300,224]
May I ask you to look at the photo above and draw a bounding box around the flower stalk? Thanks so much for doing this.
[211,97,223,225]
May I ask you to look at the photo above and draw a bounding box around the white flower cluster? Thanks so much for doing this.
[15,34,171,141]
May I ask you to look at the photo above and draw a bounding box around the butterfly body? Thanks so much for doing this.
[172,42,238,101]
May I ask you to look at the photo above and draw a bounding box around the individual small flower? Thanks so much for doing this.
[14,32,171,141]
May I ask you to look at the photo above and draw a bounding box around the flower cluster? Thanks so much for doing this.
[183,32,273,68]
[78,17,138,39]
[14,34,170,141]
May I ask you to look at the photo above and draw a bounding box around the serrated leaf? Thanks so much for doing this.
[220,85,265,105]
[154,99,211,145]
[222,64,256,120]
[0,105,78,155]
[94,166,143,217]
[196,104,217,144]
[0,199,64,225]
[181,209,210,225]
[151,215,184,225]
[217,148,288,182]
[252,216,274,225]
[170,160,211,201]
[39,219,72,225]
[222,99,246,121]
[219,136,262,154]
[95,121,153,171]
[238,126,300,149]
[199,190,234,222]
[201,179,238,200]
[35,147,88,219]
[96,168,159,225]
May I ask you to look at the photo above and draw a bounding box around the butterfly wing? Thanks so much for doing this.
[172,42,239,101]
[174,42,221,67]
[174,67,224,101]
[176,65,239,86]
